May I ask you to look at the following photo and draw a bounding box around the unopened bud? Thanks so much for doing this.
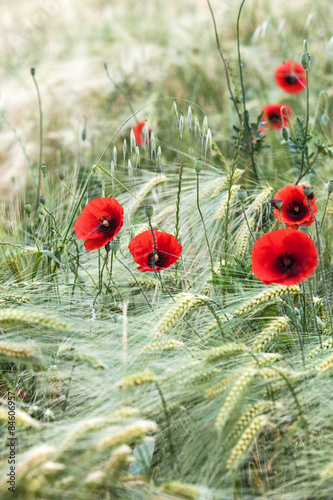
[110,239,120,252]
[81,127,87,141]
[30,67,35,76]
[24,203,32,216]
[300,52,310,70]
[303,186,313,197]
[237,188,247,201]
[194,158,203,173]
[39,196,46,205]
[144,205,154,218]
[327,180,333,194]
[320,113,330,127]
[282,126,289,141]
[105,243,111,253]
[41,164,47,176]
[58,171,65,181]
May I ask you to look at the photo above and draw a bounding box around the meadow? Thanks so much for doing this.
[0,0,333,498]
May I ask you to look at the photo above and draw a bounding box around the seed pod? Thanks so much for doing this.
[144,205,154,218]
[237,188,247,201]
[58,171,65,181]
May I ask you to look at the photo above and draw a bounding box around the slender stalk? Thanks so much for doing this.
[96,164,145,206]
[236,0,247,115]
[206,0,242,125]
[296,150,320,185]
[241,201,255,242]
[308,278,322,348]
[196,173,214,269]
[307,195,333,335]
[114,254,156,316]
[61,181,78,201]
[174,158,184,279]
[104,63,140,126]
[61,167,96,251]
[31,68,43,212]
[288,297,305,368]
[321,192,331,227]
[155,382,177,469]
[296,47,310,184]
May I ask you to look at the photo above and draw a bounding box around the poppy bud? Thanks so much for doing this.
[81,127,87,141]
[194,158,203,173]
[40,195,46,205]
[274,199,283,210]
[237,188,247,201]
[144,205,154,218]
[282,126,289,141]
[41,164,47,176]
[30,67,35,76]
[303,186,313,197]
[327,180,333,194]
[58,171,65,181]
[320,113,330,127]
[300,52,310,70]
[24,203,32,216]
[316,316,325,330]
[105,243,111,253]
[110,239,120,252]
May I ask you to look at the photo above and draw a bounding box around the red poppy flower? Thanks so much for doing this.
[252,228,318,285]
[128,230,182,272]
[133,121,150,146]
[74,198,124,251]
[272,184,317,230]
[260,104,292,131]
[274,61,306,94]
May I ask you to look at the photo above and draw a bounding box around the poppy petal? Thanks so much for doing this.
[252,228,318,286]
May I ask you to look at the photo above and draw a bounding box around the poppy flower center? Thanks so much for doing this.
[268,113,280,123]
[147,250,166,268]
[284,75,297,85]
[285,200,307,220]
[276,252,297,273]
[97,215,117,234]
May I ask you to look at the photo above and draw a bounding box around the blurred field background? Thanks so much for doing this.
[1,0,332,197]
